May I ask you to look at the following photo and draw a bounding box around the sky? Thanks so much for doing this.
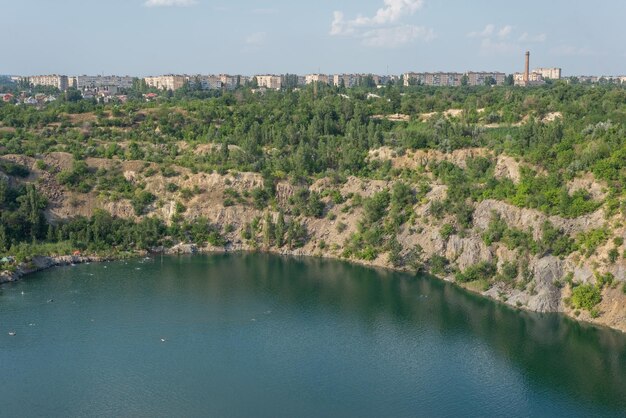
[2,0,625,77]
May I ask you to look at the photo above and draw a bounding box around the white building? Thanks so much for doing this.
[144,75,186,91]
[533,68,562,80]
[23,74,69,90]
[255,75,282,90]
[305,74,329,85]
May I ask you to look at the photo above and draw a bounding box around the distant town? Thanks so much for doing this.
[2,52,625,106]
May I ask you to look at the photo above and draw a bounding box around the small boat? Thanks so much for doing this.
[8,331,16,336]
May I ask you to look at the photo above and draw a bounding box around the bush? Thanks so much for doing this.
[456,261,497,283]
[571,284,602,311]
[500,261,518,282]
[363,190,390,224]
[482,212,507,245]
[131,191,156,216]
[540,221,575,257]
[576,228,610,257]
[440,223,456,240]
[595,272,614,288]
[0,161,30,177]
[428,255,449,275]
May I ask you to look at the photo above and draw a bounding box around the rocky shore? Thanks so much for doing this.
[0,255,110,284]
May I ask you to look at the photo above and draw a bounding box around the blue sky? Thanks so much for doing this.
[3,0,625,76]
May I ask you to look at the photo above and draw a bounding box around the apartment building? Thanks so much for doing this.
[403,72,464,87]
[144,75,186,91]
[305,74,330,85]
[533,68,561,80]
[24,74,69,91]
[333,74,358,88]
[75,75,135,90]
[466,72,506,86]
[255,75,282,90]
[219,74,240,90]
[185,75,222,90]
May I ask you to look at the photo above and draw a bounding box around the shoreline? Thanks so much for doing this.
[2,244,625,334]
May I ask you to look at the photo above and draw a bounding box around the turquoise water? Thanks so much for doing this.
[1,254,625,417]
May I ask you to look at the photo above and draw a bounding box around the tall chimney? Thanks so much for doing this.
[524,51,530,85]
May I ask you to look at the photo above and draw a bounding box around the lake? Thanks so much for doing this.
[1,254,625,417]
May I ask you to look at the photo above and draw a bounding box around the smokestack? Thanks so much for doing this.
[524,51,530,85]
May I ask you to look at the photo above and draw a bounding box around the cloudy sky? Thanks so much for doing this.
[3,0,625,76]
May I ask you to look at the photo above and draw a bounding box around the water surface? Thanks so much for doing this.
[1,254,625,417]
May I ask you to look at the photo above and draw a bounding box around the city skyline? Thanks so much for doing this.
[2,0,626,76]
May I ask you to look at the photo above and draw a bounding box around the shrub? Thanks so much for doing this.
[540,221,575,257]
[576,228,610,257]
[131,191,156,216]
[440,223,456,240]
[363,190,390,224]
[500,261,518,282]
[455,261,497,283]
[482,212,506,245]
[429,255,449,275]
[571,284,602,311]
[595,272,614,288]
[0,161,29,177]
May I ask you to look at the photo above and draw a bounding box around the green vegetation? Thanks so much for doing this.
[455,261,497,284]
[570,284,602,311]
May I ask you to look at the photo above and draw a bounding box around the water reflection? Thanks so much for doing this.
[187,253,626,410]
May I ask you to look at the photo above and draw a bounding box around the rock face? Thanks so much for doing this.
[527,256,564,312]
[445,236,493,270]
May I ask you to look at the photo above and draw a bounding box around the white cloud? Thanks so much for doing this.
[244,32,267,47]
[498,25,513,38]
[467,24,494,38]
[468,24,546,56]
[468,24,513,39]
[144,0,197,7]
[518,32,546,43]
[362,25,435,48]
[330,0,432,48]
